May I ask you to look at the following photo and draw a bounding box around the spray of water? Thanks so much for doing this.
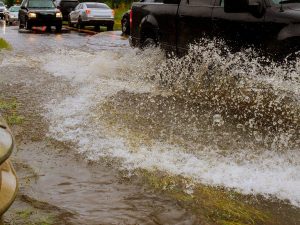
[39,39,299,207]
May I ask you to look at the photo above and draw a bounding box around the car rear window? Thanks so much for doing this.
[85,3,110,9]
[28,0,55,8]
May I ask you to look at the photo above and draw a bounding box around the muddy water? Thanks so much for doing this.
[1,23,300,225]
[0,25,200,224]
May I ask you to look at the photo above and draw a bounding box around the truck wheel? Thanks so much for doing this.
[142,38,156,49]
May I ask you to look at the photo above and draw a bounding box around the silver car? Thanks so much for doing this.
[5,6,20,25]
[68,2,114,31]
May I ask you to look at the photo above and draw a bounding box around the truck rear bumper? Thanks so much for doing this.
[0,159,18,216]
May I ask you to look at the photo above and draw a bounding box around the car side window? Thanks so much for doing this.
[189,0,213,5]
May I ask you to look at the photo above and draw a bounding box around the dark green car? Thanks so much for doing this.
[19,0,63,31]
[0,115,18,217]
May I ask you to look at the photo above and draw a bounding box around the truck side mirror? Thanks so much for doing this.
[224,0,249,13]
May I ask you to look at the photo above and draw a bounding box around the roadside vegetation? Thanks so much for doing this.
[0,98,24,125]
[104,1,132,30]
[0,38,12,51]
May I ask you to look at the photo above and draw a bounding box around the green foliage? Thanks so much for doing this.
[4,0,15,8]
[138,170,275,225]
[0,38,12,50]
[0,98,24,125]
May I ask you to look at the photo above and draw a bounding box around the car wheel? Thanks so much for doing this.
[122,18,129,35]
[19,20,24,29]
[56,25,62,32]
[25,19,32,30]
[78,18,84,29]
[107,24,113,31]
[68,17,73,27]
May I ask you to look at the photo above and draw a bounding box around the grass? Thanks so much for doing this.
[0,98,24,125]
[0,38,12,50]
[104,2,131,30]
[138,170,274,225]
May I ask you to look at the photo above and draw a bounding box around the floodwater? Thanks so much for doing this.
[0,22,299,225]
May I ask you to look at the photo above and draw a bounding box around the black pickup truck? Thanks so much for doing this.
[130,0,300,57]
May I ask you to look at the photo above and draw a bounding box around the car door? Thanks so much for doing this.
[177,0,214,54]
[211,0,266,51]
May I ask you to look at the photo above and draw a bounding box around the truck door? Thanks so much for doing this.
[177,0,214,54]
[211,0,266,52]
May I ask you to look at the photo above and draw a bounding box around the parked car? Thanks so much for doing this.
[121,10,130,35]
[0,2,7,20]
[130,0,300,58]
[68,2,114,31]
[19,0,63,31]
[0,115,18,217]
[5,5,20,25]
[54,0,79,21]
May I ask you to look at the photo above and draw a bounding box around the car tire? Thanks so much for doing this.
[107,24,113,31]
[78,18,84,29]
[121,18,129,35]
[56,24,62,32]
[68,17,73,27]
[25,19,32,30]
[19,20,24,29]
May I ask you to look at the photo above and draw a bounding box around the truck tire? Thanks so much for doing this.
[142,38,156,49]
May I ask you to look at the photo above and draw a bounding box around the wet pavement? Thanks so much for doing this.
[0,22,201,224]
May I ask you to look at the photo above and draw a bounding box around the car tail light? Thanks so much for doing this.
[112,10,115,17]
[86,9,91,15]
[130,8,132,31]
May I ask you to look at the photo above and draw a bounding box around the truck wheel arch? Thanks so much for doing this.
[139,15,160,47]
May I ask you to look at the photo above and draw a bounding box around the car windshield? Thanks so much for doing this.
[273,0,300,3]
[9,6,20,12]
[0,2,4,6]
[85,3,110,9]
[28,0,55,8]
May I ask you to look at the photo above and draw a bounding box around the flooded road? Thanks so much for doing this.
[0,22,299,225]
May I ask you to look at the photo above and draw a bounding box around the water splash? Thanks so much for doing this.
[41,39,300,207]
